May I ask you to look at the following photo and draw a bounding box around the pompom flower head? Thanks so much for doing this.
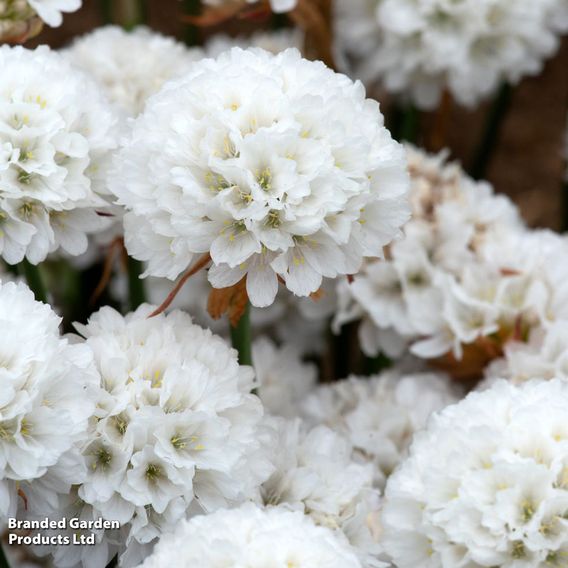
[336,0,568,109]
[300,368,458,488]
[66,305,273,564]
[262,418,385,567]
[64,26,205,117]
[0,45,118,265]
[140,502,363,568]
[382,379,568,567]
[110,47,409,308]
[0,280,98,520]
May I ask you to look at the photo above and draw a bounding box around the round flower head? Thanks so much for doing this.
[202,0,297,14]
[0,280,98,520]
[382,379,568,567]
[253,337,317,417]
[110,47,410,307]
[300,368,459,488]
[68,306,273,565]
[0,45,118,265]
[64,26,205,117]
[140,502,363,568]
[262,418,385,567]
[334,146,560,372]
[336,0,568,109]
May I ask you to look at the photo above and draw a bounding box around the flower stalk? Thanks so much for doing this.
[127,256,147,312]
[19,259,47,304]
[0,542,10,568]
[230,301,253,366]
[470,82,513,180]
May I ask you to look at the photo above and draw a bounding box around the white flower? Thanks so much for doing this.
[262,417,386,567]
[300,368,459,488]
[336,0,568,109]
[66,305,273,566]
[334,146,568,370]
[484,321,568,385]
[1,0,80,31]
[205,28,304,57]
[110,47,410,307]
[0,280,98,520]
[64,26,205,117]
[253,337,317,417]
[140,502,363,568]
[382,379,568,568]
[202,0,297,14]
[0,45,118,265]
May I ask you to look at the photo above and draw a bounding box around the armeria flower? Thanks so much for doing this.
[110,47,409,308]
[484,321,568,386]
[262,417,386,567]
[253,337,317,417]
[300,368,459,489]
[0,45,118,265]
[1,0,80,42]
[336,0,568,109]
[205,28,304,57]
[62,305,273,566]
[382,379,568,568]
[140,502,363,568]
[0,280,98,520]
[64,26,205,117]
[202,0,298,14]
[334,147,568,373]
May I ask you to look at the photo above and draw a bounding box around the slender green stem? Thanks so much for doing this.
[0,542,10,568]
[230,303,253,366]
[470,83,513,180]
[99,0,113,24]
[127,257,146,312]
[400,104,420,144]
[19,259,47,303]
[364,352,392,375]
[183,0,201,46]
[563,179,568,233]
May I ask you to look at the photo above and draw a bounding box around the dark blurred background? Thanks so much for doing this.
[30,0,568,230]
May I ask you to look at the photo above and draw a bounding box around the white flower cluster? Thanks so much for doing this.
[485,321,568,385]
[382,379,568,567]
[0,46,118,265]
[64,26,205,117]
[140,503,363,568]
[202,0,297,14]
[1,0,80,30]
[0,280,98,520]
[110,47,409,307]
[336,0,568,109]
[335,147,568,367]
[65,306,273,564]
[262,418,385,567]
[253,337,317,417]
[300,368,458,489]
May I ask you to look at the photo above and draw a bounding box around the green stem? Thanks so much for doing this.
[19,259,47,303]
[0,542,10,568]
[400,104,420,144]
[470,83,513,180]
[127,257,146,311]
[230,303,253,366]
[183,0,201,46]
[102,0,146,29]
[563,179,568,233]
[364,352,392,375]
